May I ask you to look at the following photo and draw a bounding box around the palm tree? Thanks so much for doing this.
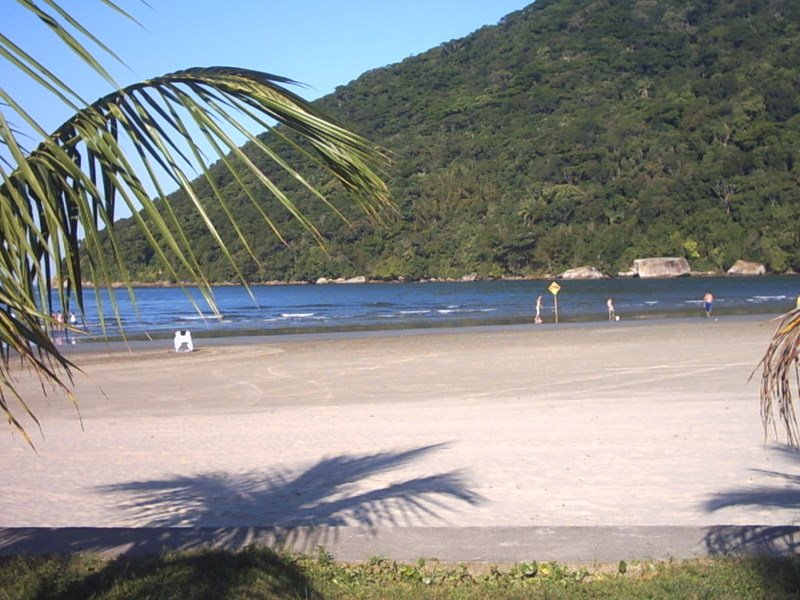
[758,308,800,447]
[1,2,391,445]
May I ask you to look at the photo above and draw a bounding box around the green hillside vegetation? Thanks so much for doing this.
[96,0,800,283]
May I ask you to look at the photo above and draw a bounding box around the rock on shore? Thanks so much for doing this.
[632,257,691,278]
[315,276,367,284]
[558,266,606,280]
[726,260,766,276]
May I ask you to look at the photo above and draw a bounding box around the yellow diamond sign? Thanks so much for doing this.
[548,281,561,295]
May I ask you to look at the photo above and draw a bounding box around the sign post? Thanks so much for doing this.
[548,281,561,323]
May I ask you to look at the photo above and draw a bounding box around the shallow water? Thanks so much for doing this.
[56,275,800,343]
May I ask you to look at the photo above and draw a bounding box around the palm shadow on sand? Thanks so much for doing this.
[703,445,800,557]
[0,443,481,560]
[96,442,481,549]
[0,444,481,599]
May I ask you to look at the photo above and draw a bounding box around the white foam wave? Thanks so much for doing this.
[180,314,222,321]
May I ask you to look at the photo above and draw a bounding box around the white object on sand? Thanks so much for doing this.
[173,330,194,352]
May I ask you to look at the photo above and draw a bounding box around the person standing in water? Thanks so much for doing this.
[607,298,616,321]
[534,294,543,324]
[703,291,714,318]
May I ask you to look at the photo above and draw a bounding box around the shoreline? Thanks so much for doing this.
[74,268,795,289]
[50,312,782,357]
[53,311,781,356]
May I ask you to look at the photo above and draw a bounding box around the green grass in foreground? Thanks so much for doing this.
[1,548,799,599]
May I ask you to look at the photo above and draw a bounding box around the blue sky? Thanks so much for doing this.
[3,0,533,135]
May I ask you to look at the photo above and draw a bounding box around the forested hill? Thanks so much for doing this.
[103,0,800,283]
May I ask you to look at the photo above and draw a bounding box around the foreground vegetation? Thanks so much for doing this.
[2,548,800,599]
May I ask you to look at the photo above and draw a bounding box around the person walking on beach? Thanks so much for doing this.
[607,298,616,321]
[703,291,714,318]
[534,294,543,324]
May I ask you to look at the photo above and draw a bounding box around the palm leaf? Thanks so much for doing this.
[757,308,800,447]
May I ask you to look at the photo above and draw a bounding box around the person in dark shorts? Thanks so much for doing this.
[703,291,714,318]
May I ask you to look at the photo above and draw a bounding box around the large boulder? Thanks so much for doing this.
[632,257,691,278]
[727,260,766,276]
[558,266,606,280]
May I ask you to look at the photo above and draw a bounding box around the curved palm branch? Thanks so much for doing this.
[2,6,391,446]
[757,308,800,447]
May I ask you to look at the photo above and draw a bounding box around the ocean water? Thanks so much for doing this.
[61,275,800,342]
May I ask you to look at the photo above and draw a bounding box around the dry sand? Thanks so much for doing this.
[2,318,799,562]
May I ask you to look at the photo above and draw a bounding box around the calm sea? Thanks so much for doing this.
[59,275,799,343]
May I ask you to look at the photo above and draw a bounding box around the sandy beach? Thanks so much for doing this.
[2,318,799,562]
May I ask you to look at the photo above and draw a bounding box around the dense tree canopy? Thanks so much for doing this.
[101,0,800,283]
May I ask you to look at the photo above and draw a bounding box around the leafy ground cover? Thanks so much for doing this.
[1,547,799,599]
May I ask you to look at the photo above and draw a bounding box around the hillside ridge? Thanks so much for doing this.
[99,0,800,283]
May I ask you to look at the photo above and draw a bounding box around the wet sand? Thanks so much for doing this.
[2,318,799,561]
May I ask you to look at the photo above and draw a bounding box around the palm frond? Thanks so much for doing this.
[757,308,800,446]
[1,66,391,444]
[2,0,391,446]
[13,0,128,91]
